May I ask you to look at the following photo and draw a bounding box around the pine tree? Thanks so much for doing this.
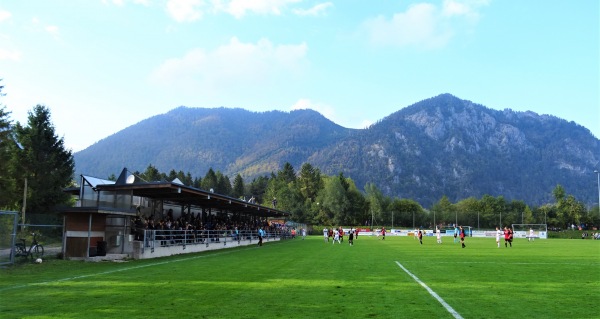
[15,105,74,219]
[232,174,245,199]
[0,81,19,209]
[201,168,217,192]
[215,171,232,196]
[297,163,322,202]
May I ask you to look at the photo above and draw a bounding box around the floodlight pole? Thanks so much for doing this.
[8,128,28,232]
[22,177,27,231]
[500,211,502,228]
[595,170,600,218]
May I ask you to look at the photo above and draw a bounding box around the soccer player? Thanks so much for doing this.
[258,227,264,247]
[436,227,442,244]
[459,226,466,248]
[323,227,329,242]
[333,228,340,244]
[454,226,459,243]
[504,226,510,247]
[496,227,502,248]
[381,227,386,240]
[418,229,423,245]
[348,228,354,246]
[508,227,514,247]
[529,228,535,242]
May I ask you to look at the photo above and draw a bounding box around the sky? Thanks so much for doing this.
[0,0,598,152]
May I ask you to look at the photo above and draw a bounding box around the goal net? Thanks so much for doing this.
[511,224,547,239]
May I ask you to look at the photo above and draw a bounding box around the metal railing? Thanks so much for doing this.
[139,229,290,253]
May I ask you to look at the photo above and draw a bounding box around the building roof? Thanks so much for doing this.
[63,168,288,218]
[95,181,288,218]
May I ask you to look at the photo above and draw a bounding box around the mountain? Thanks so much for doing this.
[74,94,600,208]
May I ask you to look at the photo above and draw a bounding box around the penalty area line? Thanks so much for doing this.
[395,261,464,319]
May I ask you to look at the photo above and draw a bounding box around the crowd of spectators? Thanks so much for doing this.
[131,209,293,246]
[582,232,600,240]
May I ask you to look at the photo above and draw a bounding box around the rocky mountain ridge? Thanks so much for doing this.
[74,94,600,208]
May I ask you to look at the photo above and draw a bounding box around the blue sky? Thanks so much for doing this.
[0,0,598,152]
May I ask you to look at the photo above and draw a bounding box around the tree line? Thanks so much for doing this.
[0,80,75,226]
[132,161,599,230]
[1,80,598,230]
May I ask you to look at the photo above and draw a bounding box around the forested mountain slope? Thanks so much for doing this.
[74,94,600,208]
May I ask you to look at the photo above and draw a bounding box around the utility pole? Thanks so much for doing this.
[22,177,27,231]
[595,170,600,218]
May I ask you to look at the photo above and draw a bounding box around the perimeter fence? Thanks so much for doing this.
[0,212,63,265]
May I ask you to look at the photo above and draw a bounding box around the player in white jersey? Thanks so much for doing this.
[529,228,535,242]
[333,229,340,244]
[323,227,329,242]
[436,227,442,244]
[496,227,502,248]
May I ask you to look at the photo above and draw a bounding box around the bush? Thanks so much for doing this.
[548,229,595,239]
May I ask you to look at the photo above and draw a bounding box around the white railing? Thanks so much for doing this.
[138,229,289,254]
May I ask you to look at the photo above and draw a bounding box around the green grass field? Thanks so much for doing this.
[1,235,599,319]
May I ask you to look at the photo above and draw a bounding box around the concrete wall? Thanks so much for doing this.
[132,236,281,260]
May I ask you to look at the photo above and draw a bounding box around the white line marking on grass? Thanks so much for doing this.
[424,261,599,266]
[395,261,464,319]
[0,246,261,293]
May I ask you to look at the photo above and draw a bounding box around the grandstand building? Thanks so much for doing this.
[60,168,290,260]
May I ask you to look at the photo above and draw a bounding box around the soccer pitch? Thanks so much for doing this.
[1,235,598,318]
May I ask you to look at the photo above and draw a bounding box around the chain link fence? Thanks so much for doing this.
[0,212,63,265]
[0,211,18,266]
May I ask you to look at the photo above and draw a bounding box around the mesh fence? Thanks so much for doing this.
[0,211,18,265]
[0,212,63,265]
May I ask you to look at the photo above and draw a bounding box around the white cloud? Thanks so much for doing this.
[290,98,336,120]
[0,48,21,61]
[161,0,310,21]
[0,10,11,22]
[359,119,374,129]
[442,0,489,22]
[214,0,301,19]
[150,37,307,91]
[102,0,150,6]
[166,0,205,22]
[363,3,450,49]
[292,2,333,17]
[362,0,489,49]
[45,25,59,36]
[290,99,375,129]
